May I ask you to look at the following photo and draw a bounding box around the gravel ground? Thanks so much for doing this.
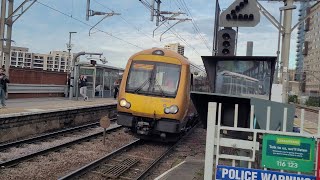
[295,108,319,133]
[0,129,136,180]
[295,108,318,124]
[0,126,105,163]
[144,127,207,180]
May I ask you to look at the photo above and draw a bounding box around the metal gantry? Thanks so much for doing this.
[86,0,120,36]
[139,0,191,39]
[0,0,37,75]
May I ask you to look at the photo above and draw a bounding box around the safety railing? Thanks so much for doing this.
[204,102,320,180]
[7,83,65,94]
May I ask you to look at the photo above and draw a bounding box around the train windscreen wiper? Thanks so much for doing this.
[154,78,166,97]
[134,78,151,93]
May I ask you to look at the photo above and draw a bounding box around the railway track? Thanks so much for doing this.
[59,124,199,180]
[0,125,122,168]
[295,104,319,113]
[0,118,117,151]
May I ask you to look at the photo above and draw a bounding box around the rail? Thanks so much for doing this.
[0,118,116,151]
[59,123,200,179]
[295,103,319,113]
[0,125,122,167]
[58,139,141,180]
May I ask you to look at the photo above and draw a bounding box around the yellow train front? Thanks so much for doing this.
[117,48,196,141]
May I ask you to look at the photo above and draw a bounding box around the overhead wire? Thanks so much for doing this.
[38,0,205,69]
[92,0,166,46]
[176,0,212,52]
[180,0,211,50]
[36,0,143,49]
[163,22,201,56]
[93,0,204,59]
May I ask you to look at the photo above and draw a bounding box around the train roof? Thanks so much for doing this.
[129,48,190,65]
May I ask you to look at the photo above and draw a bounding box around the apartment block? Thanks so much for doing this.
[295,1,313,81]
[2,46,73,72]
[164,43,185,56]
[303,3,320,94]
[10,47,33,68]
[49,51,71,72]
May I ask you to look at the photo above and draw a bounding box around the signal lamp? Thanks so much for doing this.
[235,6,240,12]
[238,14,243,20]
[223,41,230,47]
[249,14,254,20]
[222,33,231,40]
[240,2,244,8]
[222,49,230,55]
[217,28,236,56]
[233,14,237,19]
[90,60,96,66]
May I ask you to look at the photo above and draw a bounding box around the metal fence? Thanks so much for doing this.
[8,83,65,94]
[204,102,320,179]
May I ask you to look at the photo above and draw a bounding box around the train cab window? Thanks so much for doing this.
[126,63,153,92]
[154,64,181,95]
[126,61,181,98]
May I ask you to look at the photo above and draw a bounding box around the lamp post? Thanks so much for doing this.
[67,32,77,72]
[66,32,77,98]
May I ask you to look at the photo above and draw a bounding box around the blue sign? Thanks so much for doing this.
[216,165,315,180]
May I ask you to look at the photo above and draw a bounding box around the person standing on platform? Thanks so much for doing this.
[79,75,88,101]
[113,79,120,99]
[0,68,9,108]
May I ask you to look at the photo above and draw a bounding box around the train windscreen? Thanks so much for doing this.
[126,61,181,98]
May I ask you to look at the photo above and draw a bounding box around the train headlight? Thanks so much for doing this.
[164,105,179,114]
[152,49,165,56]
[119,99,131,109]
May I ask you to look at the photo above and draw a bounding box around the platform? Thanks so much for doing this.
[0,97,117,143]
[155,157,204,180]
[0,97,117,118]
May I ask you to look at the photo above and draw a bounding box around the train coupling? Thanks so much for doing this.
[160,133,166,139]
[136,121,151,135]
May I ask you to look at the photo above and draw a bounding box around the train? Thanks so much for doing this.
[116,48,207,141]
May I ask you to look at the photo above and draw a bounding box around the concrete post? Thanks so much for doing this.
[246,41,253,56]
[281,0,294,104]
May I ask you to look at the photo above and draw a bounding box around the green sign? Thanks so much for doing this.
[262,134,315,173]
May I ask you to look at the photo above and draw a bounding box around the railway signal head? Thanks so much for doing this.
[219,0,260,27]
[217,28,236,56]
